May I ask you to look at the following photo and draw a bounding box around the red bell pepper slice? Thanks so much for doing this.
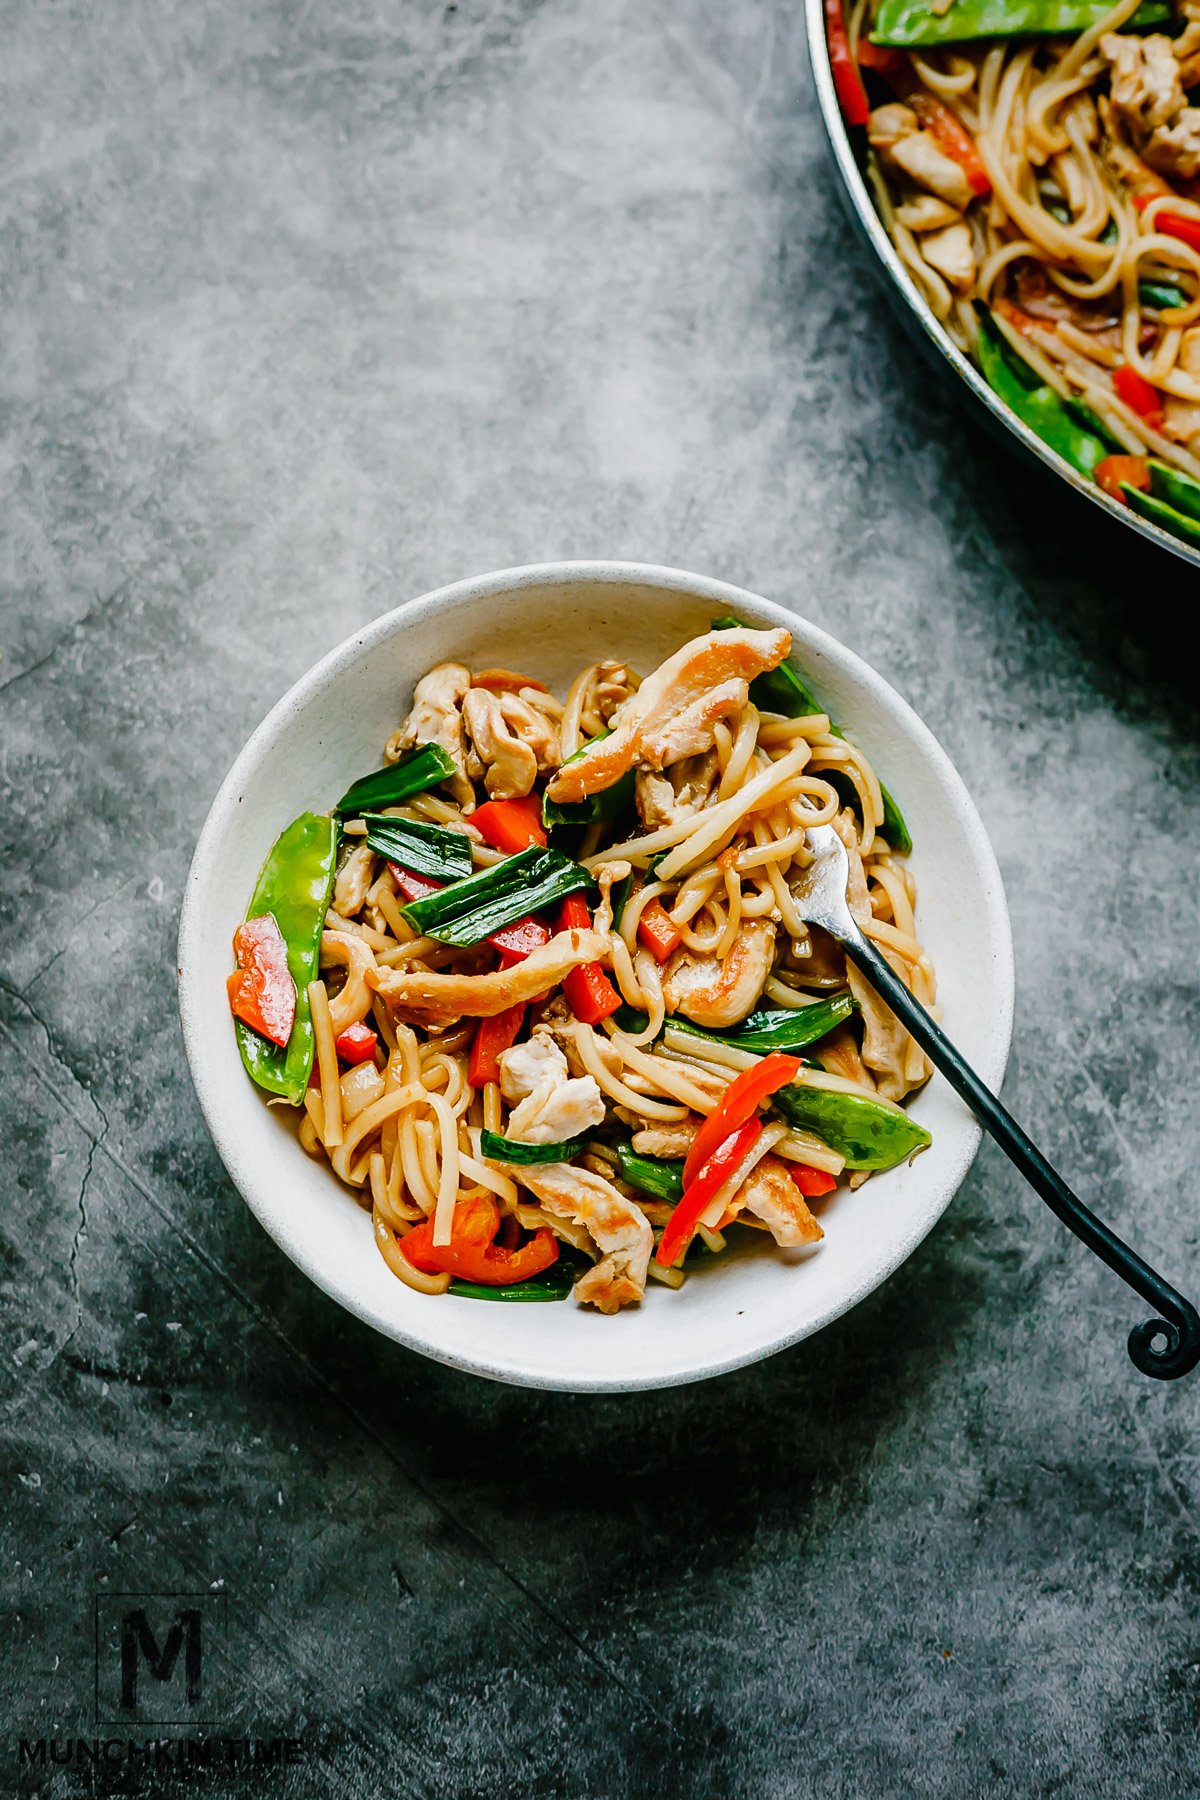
[490,915,551,960]
[390,864,443,904]
[390,864,548,961]
[334,1020,379,1066]
[789,1164,838,1199]
[913,97,989,197]
[825,0,869,127]
[401,1193,558,1285]
[472,795,547,853]
[557,893,621,1024]
[471,669,549,695]
[657,1119,764,1267]
[682,1052,804,1188]
[1095,454,1151,503]
[1112,363,1164,429]
[468,1000,527,1085]
[1142,207,1200,253]
[227,914,296,1048]
[857,37,904,80]
[636,899,682,964]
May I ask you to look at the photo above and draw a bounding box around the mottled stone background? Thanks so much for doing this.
[3,2,1199,1795]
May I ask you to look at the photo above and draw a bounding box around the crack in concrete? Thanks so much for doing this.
[24,871,144,993]
[0,580,133,699]
[0,977,109,1143]
[67,1115,108,1332]
[2,985,675,1737]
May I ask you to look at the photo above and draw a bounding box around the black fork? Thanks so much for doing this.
[792,825,1200,1380]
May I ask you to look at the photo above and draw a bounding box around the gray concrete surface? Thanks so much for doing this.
[3,2,1200,1795]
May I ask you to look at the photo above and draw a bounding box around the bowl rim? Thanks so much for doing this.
[178,559,1016,1390]
[802,0,1200,574]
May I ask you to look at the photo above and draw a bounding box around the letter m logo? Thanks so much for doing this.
[120,1607,202,1710]
[95,1592,228,1724]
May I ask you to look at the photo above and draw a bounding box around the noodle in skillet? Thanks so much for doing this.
[225,626,935,1313]
[829,0,1200,536]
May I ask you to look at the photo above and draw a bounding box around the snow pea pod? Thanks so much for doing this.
[1147,459,1200,523]
[712,616,912,853]
[774,1078,931,1171]
[1122,483,1200,548]
[977,314,1109,479]
[872,0,1168,46]
[233,811,338,1103]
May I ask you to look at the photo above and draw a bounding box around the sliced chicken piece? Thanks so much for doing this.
[1103,32,1184,135]
[498,1032,606,1144]
[502,690,560,769]
[888,133,973,209]
[1102,32,1200,178]
[540,1012,624,1082]
[544,628,791,804]
[333,842,376,918]
[463,687,560,798]
[1098,94,1174,198]
[389,662,474,808]
[1144,110,1200,180]
[593,660,639,726]
[894,194,962,233]
[920,221,975,290]
[817,1023,876,1091]
[830,810,871,926]
[462,688,538,798]
[631,1120,698,1157]
[1175,0,1200,84]
[662,919,775,1029]
[635,749,720,831]
[845,959,930,1103]
[370,929,612,1024]
[719,1153,824,1246]
[868,103,919,148]
[515,1162,653,1312]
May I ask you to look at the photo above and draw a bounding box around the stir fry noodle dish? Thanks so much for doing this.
[226,624,936,1312]
[826,0,1200,547]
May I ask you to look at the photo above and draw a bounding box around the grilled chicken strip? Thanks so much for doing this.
[544,627,791,804]
[498,1032,606,1144]
[369,929,612,1024]
[515,1162,653,1313]
[719,1153,824,1246]
[388,661,474,808]
[662,919,776,1029]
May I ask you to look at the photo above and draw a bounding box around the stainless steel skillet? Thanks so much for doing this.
[802,0,1200,573]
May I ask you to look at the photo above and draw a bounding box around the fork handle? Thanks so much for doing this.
[835,927,1200,1381]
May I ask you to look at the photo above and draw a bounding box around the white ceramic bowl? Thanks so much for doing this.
[178,561,1014,1391]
